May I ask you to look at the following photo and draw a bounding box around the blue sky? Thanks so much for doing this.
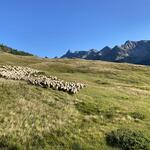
[0,0,150,57]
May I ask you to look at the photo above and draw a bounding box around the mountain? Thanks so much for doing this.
[0,44,33,56]
[61,40,150,65]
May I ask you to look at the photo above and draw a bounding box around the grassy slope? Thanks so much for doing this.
[0,44,33,56]
[0,52,150,150]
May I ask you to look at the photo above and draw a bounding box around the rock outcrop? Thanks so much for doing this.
[0,65,86,94]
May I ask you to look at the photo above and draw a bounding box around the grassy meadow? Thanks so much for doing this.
[0,52,150,150]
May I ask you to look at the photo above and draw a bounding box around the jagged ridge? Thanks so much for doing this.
[61,40,150,65]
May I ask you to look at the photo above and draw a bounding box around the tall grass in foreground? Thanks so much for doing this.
[0,54,150,149]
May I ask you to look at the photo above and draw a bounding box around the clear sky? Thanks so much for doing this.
[0,0,150,57]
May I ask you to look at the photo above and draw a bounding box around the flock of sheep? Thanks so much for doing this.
[0,65,86,94]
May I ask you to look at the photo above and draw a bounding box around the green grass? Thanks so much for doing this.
[0,53,150,149]
[106,128,150,150]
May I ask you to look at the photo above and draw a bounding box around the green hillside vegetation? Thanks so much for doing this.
[0,52,150,150]
[0,44,33,56]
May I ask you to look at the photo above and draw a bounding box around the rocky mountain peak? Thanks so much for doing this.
[89,49,98,53]
[66,49,71,54]
[121,40,137,50]
[61,40,150,65]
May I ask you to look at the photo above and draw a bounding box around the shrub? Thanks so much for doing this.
[75,101,101,115]
[72,142,83,150]
[130,112,145,120]
[0,135,21,150]
[104,107,119,119]
[106,128,150,150]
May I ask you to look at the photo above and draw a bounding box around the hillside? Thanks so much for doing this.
[0,44,33,56]
[61,40,150,65]
[0,53,150,150]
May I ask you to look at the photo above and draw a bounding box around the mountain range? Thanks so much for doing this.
[61,40,150,65]
[1,40,150,66]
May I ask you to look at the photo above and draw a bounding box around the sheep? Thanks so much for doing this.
[0,65,86,94]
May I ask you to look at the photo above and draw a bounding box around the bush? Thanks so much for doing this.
[104,107,119,119]
[75,101,101,115]
[0,135,21,150]
[10,49,33,56]
[72,142,83,150]
[130,112,145,120]
[106,128,150,150]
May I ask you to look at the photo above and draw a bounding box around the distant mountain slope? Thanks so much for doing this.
[61,40,150,65]
[0,44,33,56]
